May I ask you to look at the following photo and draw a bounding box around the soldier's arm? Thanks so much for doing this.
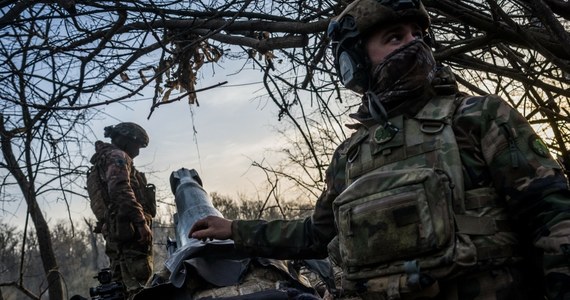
[104,149,147,226]
[464,95,570,298]
[231,191,336,259]
[231,143,348,259]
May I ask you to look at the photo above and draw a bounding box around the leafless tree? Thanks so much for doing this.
[428,0,570,161]
[0,109,91,300]
[250,0,570,201]
[0,0,568,299]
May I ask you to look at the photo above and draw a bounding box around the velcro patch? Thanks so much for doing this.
[529,135,549,158]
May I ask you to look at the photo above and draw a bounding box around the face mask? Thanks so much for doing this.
[369,39,436,108]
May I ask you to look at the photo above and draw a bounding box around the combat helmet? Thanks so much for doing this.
[328,0,431,93]
[104,122,149,147]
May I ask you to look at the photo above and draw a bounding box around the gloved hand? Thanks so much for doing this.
[136,222,152,244]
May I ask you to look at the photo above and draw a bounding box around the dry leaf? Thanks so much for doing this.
[162,87,173,102]
[139,69,147,84]
[248,49,256,58]
[265,51,276,60]
[120,72,130,81]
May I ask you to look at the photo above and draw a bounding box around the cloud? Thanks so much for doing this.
[106,78,286,200]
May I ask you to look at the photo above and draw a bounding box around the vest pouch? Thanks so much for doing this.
[333,168,454,280]
[108,211,135,242]
[327,236,342,267]
[144,184,157,217]
[86,165,109,222]
[134,171,157,218]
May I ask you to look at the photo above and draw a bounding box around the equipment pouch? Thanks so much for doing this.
[108,212,135,242]
[333,168,454,280]
[86,165,109,222]
[134,171,157,217]
[144,183,157,217]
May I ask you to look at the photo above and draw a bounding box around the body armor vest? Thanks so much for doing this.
[87,149,157,224]
[331,95,519,298]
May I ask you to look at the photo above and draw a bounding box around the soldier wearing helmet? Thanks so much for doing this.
[87,122,156,298]
[189,1,570,299]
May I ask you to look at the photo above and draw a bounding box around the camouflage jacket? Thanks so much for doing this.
[89,141,147,225]
[232,91,570,298]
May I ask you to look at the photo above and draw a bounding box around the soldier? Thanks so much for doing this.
[87,122,156,298]
[189,0,570,299]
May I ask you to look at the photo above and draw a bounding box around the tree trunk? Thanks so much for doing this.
[28,198,64,300]
[0,115,65,300]
[85,219,100,271]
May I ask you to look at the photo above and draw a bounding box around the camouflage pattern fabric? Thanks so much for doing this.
[231,67,570,298]
[335,0,430,34]
[89,141,148,228]
[86,163,109,226]
[105,229,153,295]
[192,263,302,299]
[232,11,570,297]
[105,122,150,147]
[88,141,154,294]
[334,94,466,285]
[368,39,436,113]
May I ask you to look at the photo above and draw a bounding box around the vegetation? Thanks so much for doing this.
[0,195,312,300]
[0,0,568,299]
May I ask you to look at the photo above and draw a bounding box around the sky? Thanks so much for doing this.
[1,66,295,229]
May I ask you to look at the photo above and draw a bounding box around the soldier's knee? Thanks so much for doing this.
[126,255,153,282]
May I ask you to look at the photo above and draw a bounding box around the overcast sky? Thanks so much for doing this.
[2,66,293,229]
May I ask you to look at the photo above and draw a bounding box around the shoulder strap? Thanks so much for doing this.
[413,94,459,123]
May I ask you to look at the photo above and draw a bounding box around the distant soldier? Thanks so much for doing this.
[87,122,156,297]
[189,0,570,299]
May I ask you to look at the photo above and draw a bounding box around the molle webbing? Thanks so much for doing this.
[345,94,465,213]
[335,94,517,296]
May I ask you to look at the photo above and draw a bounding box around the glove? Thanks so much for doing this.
[135,222,152,244]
